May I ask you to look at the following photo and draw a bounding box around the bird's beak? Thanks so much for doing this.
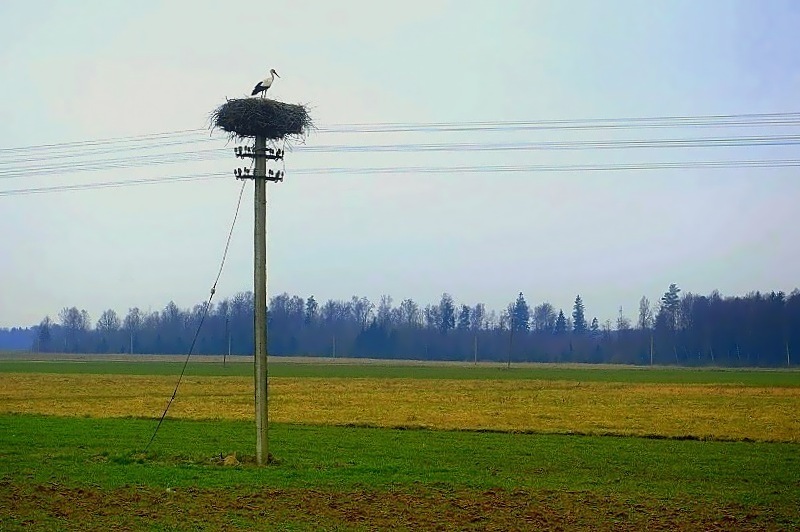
[274,71,280,78]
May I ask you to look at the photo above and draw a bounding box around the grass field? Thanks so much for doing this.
[1,373,799,441]
[2,357,799,385]
[1,415,799,530]
[1,358,798,529]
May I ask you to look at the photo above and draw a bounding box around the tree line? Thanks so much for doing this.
[27,284,800,367]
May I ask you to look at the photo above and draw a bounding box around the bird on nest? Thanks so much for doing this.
[251,69,280,98]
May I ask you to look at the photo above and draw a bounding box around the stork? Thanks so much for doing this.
[251,69,279,97]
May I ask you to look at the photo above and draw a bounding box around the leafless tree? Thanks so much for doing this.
[638,296,653,330]
[123,307,143,354]
[532,303,556,333]
[398,299,421,328]
[96,309,121,332]
[470,303,486,331]
[376,295,393,326]
[59,306,90,352]
[616,306,631,332]
[351,296,374,330]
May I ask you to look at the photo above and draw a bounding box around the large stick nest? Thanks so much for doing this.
[210,98,312,140]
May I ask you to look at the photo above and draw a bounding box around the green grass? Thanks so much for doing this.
[1,358,799,385]
[2,359,798,528]
[0,413,798,509]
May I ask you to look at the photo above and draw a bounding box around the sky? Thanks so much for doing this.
[1,0,799,328]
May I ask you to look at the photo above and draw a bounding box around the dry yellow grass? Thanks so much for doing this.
[1,373,798,442]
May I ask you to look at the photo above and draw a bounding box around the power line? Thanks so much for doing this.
[1,111,798,195]
[295,135,800,153]
[321,111,800,130]
[0,172,222,196]
[2,133,800,179]
[287,160,800,176]
[0,147,225,178]
[0,136,217,164]
[3,159,799,197]
[0,128,206,155]
[3,110,800,155]
[316,115,800,134]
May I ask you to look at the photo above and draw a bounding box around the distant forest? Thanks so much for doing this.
[11,284,799,368]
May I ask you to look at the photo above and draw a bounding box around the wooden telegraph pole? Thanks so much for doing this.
[234,138,285,466]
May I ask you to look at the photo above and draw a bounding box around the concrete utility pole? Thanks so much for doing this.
[507,327,514,369]
[253,135,269,466]
[214,93,307,466]
[234,138,284,466]
[224,317,230,367]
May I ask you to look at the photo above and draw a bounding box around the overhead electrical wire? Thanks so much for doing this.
[0,147,225,178]
[0,113,800,166]
[294,135,800,153]
[0,172,223,196]
[316,116,800,133]
[3,134,799,168]
[3,110,800,156]
[2,133,800,179]
[293,160,800,174]
[3,159,800,197]
[0,111,798,196]
[0,128,206,155]
[0,136,218,163]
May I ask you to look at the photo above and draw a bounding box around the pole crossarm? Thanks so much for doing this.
[234,145,285,181]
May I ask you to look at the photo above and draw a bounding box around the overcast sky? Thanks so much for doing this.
[1,0,799,328]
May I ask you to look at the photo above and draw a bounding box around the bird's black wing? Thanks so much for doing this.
[251,82,264,96]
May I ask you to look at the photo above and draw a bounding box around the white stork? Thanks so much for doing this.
[251,69,279,97]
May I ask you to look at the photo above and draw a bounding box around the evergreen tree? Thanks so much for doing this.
[37,317,52,351]
[511,292,531,332]
[554,310,567,335]
[590,317,600,337]
[457,304,471,331]
[470,303,486,330]
[572,295,587,334]
[438,293,456,333]
[424,304,441,330]
[658,283,681,330]
[304,296,318,325]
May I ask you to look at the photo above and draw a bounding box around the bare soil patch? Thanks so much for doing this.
[0,480,790,531]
